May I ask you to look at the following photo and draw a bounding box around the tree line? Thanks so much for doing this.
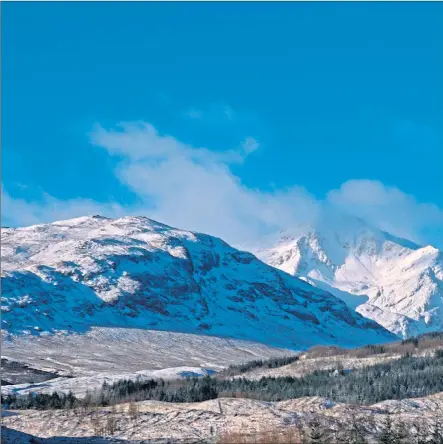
[3,350,443,409]
[218,355,299,377]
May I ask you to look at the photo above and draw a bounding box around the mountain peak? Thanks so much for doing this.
[255,221,442,338]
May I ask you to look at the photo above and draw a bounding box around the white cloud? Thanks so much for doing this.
[89,122,312,245]
[89,121,443,248]
[327,180,443,246]
[1,187,131,228]
[4,121,442,250]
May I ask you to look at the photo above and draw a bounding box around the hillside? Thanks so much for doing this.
[1,215,393,350]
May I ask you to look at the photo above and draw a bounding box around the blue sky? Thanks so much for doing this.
[2,2,443,246]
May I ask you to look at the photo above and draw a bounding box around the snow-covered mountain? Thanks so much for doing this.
[255,218,443,338]
[1,215,394,349]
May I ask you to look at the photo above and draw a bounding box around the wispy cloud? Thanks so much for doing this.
[184,102,236,123]
[88,122,279,245]
[4,121,443,250]
[1,187,132,228]
[327,180,443,246]
[223,104,235,121]
[89,121,443,247]
[241,137,260,155]
[185,108,203,120]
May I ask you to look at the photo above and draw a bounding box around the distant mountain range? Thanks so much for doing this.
[1,215,394,349]
[255,216,443,338]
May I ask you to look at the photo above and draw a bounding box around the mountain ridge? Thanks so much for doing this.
[1,215,394,349]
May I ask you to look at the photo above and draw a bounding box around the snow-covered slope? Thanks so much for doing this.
[2,327,298,377]
[1,215,393,349]
[255,218,443,338]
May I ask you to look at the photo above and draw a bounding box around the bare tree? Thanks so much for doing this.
[128,401,139,420]
[105,405,118,435]
[91,413,105,436]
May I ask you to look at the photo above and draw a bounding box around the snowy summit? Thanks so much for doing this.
[255,217,443,338]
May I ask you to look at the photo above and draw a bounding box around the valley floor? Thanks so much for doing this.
[2,330,443,443]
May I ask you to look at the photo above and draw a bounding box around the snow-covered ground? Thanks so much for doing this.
[3,393,443,443]
[1,327,297,377]
[255,216,443,337]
